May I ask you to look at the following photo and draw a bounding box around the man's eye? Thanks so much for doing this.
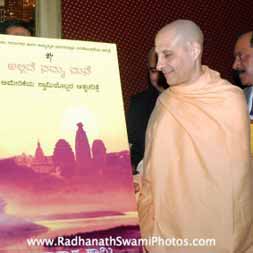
[238,53,246,60]
[164,54,172,58]
[149,67,157,72]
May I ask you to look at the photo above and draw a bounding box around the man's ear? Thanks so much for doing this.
[187,41,201,61]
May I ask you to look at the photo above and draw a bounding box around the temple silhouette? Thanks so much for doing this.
[14,122,130,177]
[53,139,76,177]
[75,122,92,174]
[31,141,54,173]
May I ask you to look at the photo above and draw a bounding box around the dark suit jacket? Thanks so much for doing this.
[126,86,159,171]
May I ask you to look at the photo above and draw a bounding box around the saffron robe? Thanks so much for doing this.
[138,66,253,253]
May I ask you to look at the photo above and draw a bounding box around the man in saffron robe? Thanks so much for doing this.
[138,20,253,253]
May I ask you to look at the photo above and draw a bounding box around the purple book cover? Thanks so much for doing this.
[0,35,141,253]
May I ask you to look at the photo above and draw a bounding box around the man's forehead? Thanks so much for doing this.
[155,32,180,53]
[234,34,252,51]
[6,26,31,36]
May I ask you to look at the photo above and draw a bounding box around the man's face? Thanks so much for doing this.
[233,33,253,86]
[155,31,195,86]
[6,26,31,36]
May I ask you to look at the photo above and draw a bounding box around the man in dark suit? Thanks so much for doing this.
[126,48,168,173]
[233,31,253,119]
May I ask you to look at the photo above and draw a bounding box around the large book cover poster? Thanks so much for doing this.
[0,35,141,253]
[251,124,253,155]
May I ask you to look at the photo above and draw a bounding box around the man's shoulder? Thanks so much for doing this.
[218,81,249,117]
[213,76,244,97]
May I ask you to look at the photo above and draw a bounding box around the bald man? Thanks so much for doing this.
[233,31,253,119]
[138,20,253,253]
[0,19,33,36]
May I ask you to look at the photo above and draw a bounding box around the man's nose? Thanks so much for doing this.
[232,57,241,70]
[156,57,163,71]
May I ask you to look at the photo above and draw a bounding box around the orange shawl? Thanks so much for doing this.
[138,66,253,253]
